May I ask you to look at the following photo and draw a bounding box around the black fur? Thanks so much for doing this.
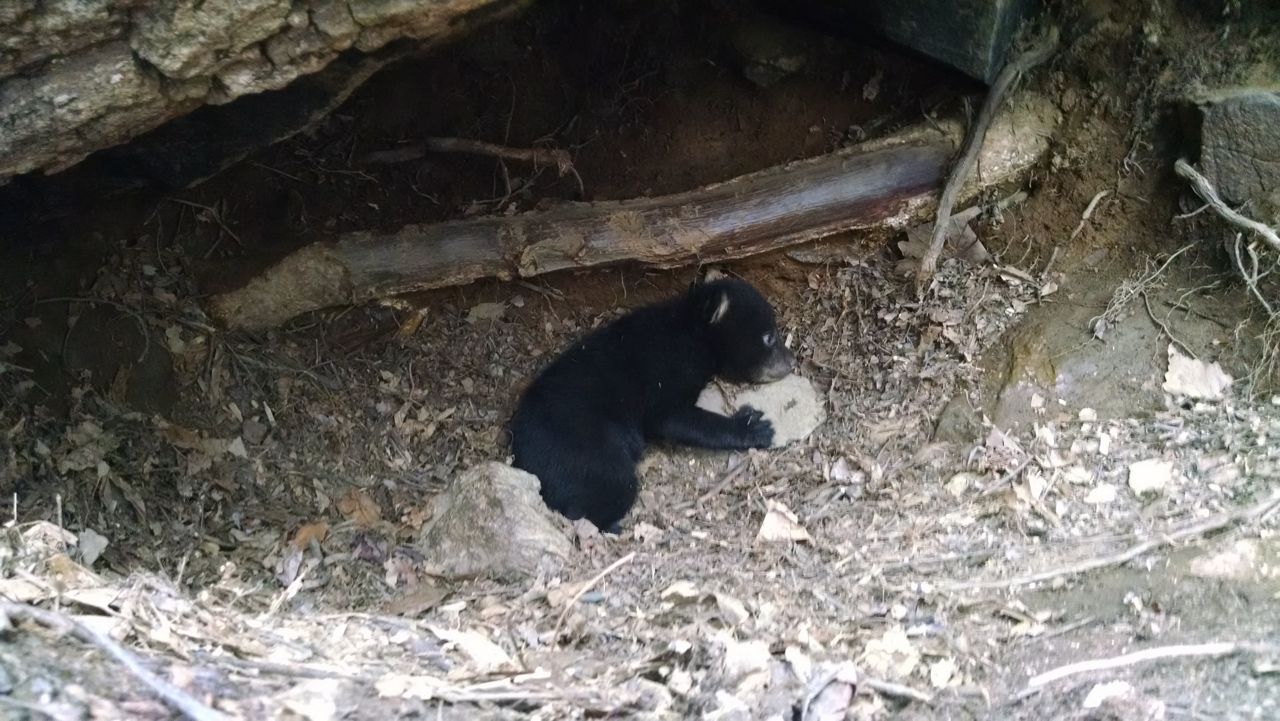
[509,278,795,532]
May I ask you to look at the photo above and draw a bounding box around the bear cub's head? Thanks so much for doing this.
[689,278,795,384]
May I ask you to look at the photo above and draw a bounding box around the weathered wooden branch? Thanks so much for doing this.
[208,95,1058,330]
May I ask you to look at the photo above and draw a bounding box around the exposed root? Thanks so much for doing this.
[915,26,1060,296]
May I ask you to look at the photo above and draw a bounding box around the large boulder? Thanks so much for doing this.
[1195,87,1280,226]
[416,462,573,582]
[0,0,528,185]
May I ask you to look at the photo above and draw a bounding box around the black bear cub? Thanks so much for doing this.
[509,277,795,533]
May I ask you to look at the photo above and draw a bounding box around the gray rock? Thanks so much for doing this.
[416,462,572,582]
[0,0,530,184]
[0,40,196,176]
[1196,87,1280,226]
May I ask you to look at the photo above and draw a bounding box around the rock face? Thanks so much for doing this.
[416,462,572,582]
[0,0,526,185]
[1196,87,1280,226]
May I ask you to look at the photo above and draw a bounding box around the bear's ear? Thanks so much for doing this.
[708,291,731,324]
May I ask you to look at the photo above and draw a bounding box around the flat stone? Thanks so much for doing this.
[696,373,826,448]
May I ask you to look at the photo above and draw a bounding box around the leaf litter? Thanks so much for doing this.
[3,229,1278,720]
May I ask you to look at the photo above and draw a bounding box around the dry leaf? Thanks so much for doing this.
[44,553,102,588]
[338,489,382,527]
[660,581,702,603]
[62,587,122,615]
[23,521,76,550]
[756,500,813,544]
[291,522,330,551]
[77,528,109,567]
[466,302,505,324]
[547,581,588,608]
[1127,459,1173,496]
[428,626,516,673]
[1083,680,1134,709]
[277,679,343,721]
[632,522,664,544]
[1163,344,1232,400]
[896,207,991,275]
[860,626,920,679]
[0,578,44,603]
[226,436,249,459]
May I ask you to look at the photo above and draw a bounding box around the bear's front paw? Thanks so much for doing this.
[732,406,774,448]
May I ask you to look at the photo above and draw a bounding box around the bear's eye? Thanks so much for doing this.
[762,332,774,347]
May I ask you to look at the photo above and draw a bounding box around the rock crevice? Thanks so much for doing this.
[0,0,526,184]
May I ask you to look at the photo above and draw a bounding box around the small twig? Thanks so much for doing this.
[515,280,566,301]
[864,677,934,705]
[1027,615,1097,644]
[250,162,306,183]
[1175,159,1280,254]
[1088,244,1194,338]
[552,551,636,643]
[167,198,243,257]
[916,27,1060,295]
[687,456,751,508]
[1068,189,1111,242]
[979,457,1033,496]
[1027,640,1260,690]
[359,137,585,197]
[1233,233,1276,316]
[1039,245,1061,280]
[34,296,153,365]
[1141,290,1196,359]
[1173,202,1211,220]
[0,602,230,721]
[944,490,1280,591]
[212,654,371,681]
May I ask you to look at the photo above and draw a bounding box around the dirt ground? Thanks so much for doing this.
[2,1,1279,719]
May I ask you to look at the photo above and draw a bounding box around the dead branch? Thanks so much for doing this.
[863,677,935,705]
[0,602,231,721]
[360,137,570,172]
[685,456,751,509]
[1026,640,1265,689]
[552,551,637,643]
[915,27,1060,296]
[208,96,1057,331]
[1068,189,1111,242]
[943,489,1280,591]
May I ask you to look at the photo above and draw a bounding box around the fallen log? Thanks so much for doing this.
[208,95,1058,330]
